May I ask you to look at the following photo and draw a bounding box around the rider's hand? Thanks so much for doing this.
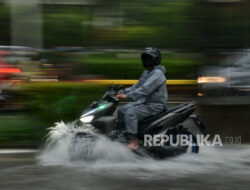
[115,94,127,100]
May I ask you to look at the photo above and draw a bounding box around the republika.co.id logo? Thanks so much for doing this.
[144,134,224,147]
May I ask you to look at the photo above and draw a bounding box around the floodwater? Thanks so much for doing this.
[0,121,250,190]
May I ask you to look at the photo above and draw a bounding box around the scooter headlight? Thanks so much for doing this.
[80,115,94,123]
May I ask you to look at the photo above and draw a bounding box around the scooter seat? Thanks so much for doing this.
[138,102,196,135]
[138,101,197,138]
[138,104,184,126]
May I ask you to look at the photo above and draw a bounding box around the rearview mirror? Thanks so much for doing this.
[115,85,124,91]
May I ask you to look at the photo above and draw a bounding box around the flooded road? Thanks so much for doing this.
[1,112,250,190]
[1,144,250,190]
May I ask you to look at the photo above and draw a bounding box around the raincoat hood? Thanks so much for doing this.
[154,65,166,74]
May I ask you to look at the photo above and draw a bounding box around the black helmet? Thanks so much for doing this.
[141,47,161,68]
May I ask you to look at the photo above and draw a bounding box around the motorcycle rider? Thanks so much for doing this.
[115,47,168,150]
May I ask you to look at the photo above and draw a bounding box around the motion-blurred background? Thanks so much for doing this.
[0,0,250,147]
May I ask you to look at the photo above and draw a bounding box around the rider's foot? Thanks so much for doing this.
[127,139,139,150]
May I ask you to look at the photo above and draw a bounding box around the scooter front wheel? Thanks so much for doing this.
[70,132,97,161]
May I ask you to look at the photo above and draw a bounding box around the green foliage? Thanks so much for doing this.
[20,83,106,122]
[42,5,91,47]
[2,1,250,49]
[73,51,201,79]
[0,83,106,146]
[0,3,10,45]
[0,115,46,147]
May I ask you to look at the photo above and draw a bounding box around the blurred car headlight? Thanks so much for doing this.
[80,115,94,123]
[197,76,226,84]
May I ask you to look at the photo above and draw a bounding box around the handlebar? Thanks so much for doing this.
[109,90,121,102]
[102,90,119,103]
[103,84,124,103]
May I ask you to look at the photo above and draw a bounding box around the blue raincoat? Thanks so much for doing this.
[118,65,168,134]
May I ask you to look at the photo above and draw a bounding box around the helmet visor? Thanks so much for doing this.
[141,54,155,67]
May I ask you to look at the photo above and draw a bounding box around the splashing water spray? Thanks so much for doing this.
[38,121,138,165]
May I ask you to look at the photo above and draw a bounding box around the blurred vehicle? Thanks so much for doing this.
[198,49,250,104]
[0,83,12,109]
[0,47,24,111]
[0,50,22,80]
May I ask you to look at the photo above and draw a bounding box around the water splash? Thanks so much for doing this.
[38,121,250,180]
[38,121,138,165]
